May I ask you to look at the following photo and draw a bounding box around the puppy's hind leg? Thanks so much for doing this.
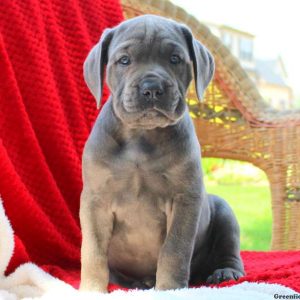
[109,270,155,290]
[206,194,245,284]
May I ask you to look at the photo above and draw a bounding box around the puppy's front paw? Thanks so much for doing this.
[79,281,108,293]
[155,278,188,290]
[206,268,243,284]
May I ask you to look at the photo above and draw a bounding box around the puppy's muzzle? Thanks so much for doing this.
[123,74,180,118]
[140,79,164,101]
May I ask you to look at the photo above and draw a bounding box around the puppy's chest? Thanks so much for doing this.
[106,137,175,199]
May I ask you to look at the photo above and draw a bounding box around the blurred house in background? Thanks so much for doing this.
[255,58,293,109]
[207,23,294,110]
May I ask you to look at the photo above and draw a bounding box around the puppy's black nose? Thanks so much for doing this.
[141,80,164,100]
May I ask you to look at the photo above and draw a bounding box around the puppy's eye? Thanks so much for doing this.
[118,55,131,65]
[170,54,181,64]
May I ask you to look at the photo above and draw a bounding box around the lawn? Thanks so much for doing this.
[204,183,272,251]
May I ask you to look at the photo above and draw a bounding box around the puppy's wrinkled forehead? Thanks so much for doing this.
[108,15,188,58]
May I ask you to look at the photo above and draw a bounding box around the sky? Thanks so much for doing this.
[171,0,300,96]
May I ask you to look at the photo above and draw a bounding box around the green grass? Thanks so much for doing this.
[205,183,272,251]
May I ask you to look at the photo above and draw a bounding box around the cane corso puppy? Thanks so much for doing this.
[79,14,244,292]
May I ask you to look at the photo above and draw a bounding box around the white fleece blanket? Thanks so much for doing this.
[0,199,298,300]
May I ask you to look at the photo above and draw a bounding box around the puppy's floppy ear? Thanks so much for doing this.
[83,28,114,109]
[181,26,215,101]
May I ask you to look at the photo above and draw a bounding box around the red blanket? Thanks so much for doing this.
[0,0,299,293]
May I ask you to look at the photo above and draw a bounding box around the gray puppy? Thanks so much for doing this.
[80,15,244,292]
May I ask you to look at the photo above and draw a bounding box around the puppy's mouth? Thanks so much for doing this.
[132,108,173,128]
[113,91,186,129]
[122,102,185,129]
[123,92,181,114]
[138,108,169,121]
[126,98,181,118]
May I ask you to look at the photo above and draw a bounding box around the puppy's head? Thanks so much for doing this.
[84,15,214,129]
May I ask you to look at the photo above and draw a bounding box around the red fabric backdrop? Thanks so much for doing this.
[0,0,299,293]
[0,0,122,275]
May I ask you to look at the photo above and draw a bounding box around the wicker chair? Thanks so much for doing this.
[122,0,300,250]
